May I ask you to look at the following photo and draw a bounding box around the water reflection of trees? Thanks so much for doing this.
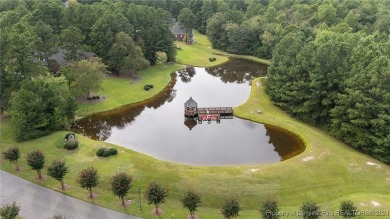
[177,66,196,83]
[264,125,305,160]
[205,58,267,84]
[71,75,177,141]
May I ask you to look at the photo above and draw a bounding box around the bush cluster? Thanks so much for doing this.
[144,84,154,91]
[87,95,101,100]
[64,139,79,150]
[209,57,217,62]
[96,147,118,157]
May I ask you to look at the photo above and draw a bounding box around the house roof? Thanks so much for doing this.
[171,21,192,35]
[44,49,97,67]
[184,97,198,108]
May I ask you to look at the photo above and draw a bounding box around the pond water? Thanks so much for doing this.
[72,59,304,166]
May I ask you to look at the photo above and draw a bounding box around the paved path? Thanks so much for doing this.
[0,170,141,219]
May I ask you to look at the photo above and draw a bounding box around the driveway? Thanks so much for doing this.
[0,170,141,219]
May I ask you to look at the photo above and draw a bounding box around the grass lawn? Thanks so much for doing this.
[176,30,229,67]
[76,64,182,117]
[1,31,389,218]
[1,77,389,219]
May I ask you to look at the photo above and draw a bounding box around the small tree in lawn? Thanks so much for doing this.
[222,198,240,219]
[25,150,45,179]
[300,201,320,219]
[111,172,132,206]
[145,182,168,214]
[0,202,20,219]
[2,146,20,170]
[339,200,357,218]
[78,167,99,198]
[47,160,69,190]
[181,190,201,218]
[260,197,279,219]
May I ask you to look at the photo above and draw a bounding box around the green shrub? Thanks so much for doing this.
[64,139,78,150]
[209,58,213,62]
[144,84,154,91]
[96,147,106,157]
[102,148,111,157]
[109,148,118,155]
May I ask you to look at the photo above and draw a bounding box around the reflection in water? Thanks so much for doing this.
[72,76,177,141]
[206,58,267,84]
[177,66,196,83]
[72,58,304,166]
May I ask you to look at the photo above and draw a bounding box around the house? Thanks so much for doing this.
[171,21,194,44]
[43,49,97,72]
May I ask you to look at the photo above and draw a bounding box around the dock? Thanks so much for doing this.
[184,98,233,126]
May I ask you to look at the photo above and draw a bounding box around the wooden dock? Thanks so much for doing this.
[195,107,233,123]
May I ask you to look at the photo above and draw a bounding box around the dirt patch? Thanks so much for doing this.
[118,199,133,208]
[371,201,381,207]
[186,215,200,219]
[86,192,98,200]
[151,208,163,216]
[366,161,381,169]
[36,174,48,181]
[302,156,314,162]
[58,184,72,190]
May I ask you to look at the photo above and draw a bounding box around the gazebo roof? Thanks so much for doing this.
[184,97,198,108]
[184,119,197,130]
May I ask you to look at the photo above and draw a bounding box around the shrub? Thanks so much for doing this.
[109,148,118,155]
[102,148,111,157]
[339,200,357,218]
[222,198,240,219]
[209,58,213,62]
[300,201,320,219]
[64,139,78,150]
[260,198,279,219]
[2,146,20,170]
[213,57,216,61]
[0,202,20,219]
[144,84,154,91]
[96,147,106,157]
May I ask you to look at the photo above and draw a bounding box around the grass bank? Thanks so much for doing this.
[76,64,182,117]
[1,77,389,219]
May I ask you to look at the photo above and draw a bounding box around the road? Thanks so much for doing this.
[0,170,141,219]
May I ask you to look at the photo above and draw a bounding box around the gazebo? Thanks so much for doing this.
[184,97,198,117]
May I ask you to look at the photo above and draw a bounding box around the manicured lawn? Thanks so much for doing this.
[1,77,389,219]
[1,31,389,219]
[76,64,182,117]
[176,30,229,67]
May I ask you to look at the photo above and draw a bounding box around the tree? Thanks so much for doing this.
[78,167,99,198]
[145,182,168,214]
[181,190,201,218]
[260,198,279,219]
[10,76,77,141]
[60,26,86,61]
[108,32,149,74]
[62,57,106,98]
[222,198,240,219]
[0,202,20,219]
[111,172,132,206]
[33,21,58,69]
[47,160,69,190]
[300,201,320,219]
[339,200,357,218]
[2,146,20,171]
[178,8,195,44]
[25,150,45,179]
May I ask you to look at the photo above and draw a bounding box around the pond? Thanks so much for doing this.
[71,58,304,166]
